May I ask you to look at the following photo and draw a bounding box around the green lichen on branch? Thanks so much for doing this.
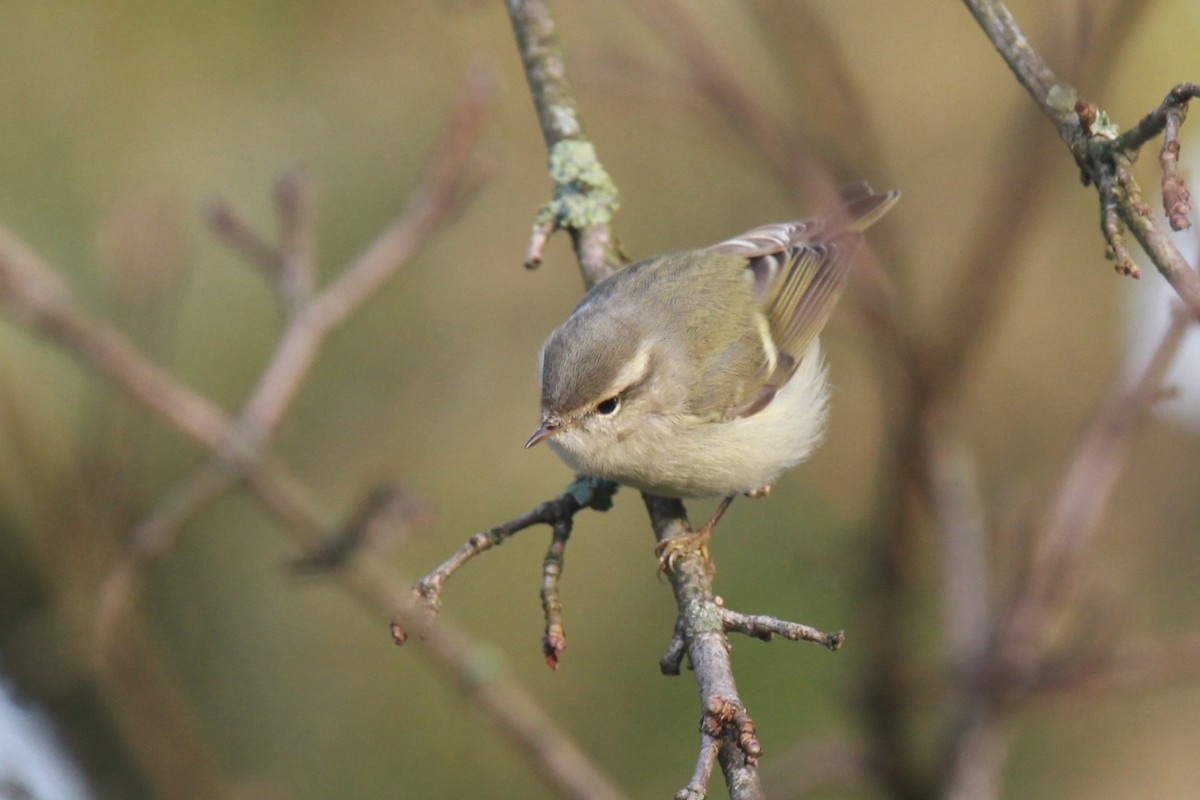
[535,140,621,232]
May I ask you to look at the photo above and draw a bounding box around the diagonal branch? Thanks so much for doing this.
[0,69,628,800]
[962,0,1200,315]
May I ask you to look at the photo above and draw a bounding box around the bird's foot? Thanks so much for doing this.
[655,525,714,575]
[655,495,735,576]
[745,484,772,499]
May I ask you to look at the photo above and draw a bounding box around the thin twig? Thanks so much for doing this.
[718,607,844,651]
[243,72,497,439]
[660,617,689,676]
[341,561,632,800]
[0,225,234,452]
[290,483,423,573]
[675,735,720,800]
[505,0,623,286]
[274,168,318,315]
[204,196,281,278]
[1000,304,1193,677]
[933,0,1155,391]
[541,518,572,669]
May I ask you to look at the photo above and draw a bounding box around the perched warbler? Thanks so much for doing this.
[526,182,899,565]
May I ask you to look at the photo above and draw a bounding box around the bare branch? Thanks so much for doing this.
[541,518,572,669]
[1001,304,1193,669]
[345,564,631,800]
[505,0,623,286]
[0,226,235,452]
[274,167,318,313]
[290,483,425,573]
[500,3,790,796]
[311,70,497,334]
[718,607,844,651]
[962,0,1066,127]
[675,735,720,800]
[643,495,765,800]
[204,195,282,279]
[92,71,499,654]
[405,477,616,624]
[933,1,1156,391]
[0,69,630,799]
[961,0,1200,313]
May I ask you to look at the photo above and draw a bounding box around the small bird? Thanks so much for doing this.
[526,182,899,568]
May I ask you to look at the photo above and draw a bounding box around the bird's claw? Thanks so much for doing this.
[655,528,713,574]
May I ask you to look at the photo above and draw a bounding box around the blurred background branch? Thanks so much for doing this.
[0,69,626,800]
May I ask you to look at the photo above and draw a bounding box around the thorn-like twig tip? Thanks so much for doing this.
[543,633,565,670]
[525,219,556,270]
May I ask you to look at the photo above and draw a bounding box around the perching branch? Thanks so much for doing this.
[642,496,766,800]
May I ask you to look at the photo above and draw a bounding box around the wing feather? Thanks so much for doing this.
[709,184,899,418]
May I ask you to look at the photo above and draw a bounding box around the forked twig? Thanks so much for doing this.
[964,0,1200,312]
[93,71,498,652]
[403,472,614,628]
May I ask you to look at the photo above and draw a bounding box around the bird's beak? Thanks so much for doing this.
[525,417,563,449]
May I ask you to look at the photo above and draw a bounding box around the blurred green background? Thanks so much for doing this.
[1,1,1199,798]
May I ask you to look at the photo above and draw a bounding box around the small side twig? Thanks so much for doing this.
[718,607,845,650]
[204,196,281,278]
[541,518,572,669]
[675,735,721,800]
[290,483,425,573]
[1111,82,1200,232]
[0,52,634,800]
[660,617,689,676]
[274,168,317,313]
[505,0,623,286]
[1099,166,1141,277]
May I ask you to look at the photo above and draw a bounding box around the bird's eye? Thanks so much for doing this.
[595,396,620,415]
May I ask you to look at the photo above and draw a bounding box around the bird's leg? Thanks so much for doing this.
[656,495,735,574]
